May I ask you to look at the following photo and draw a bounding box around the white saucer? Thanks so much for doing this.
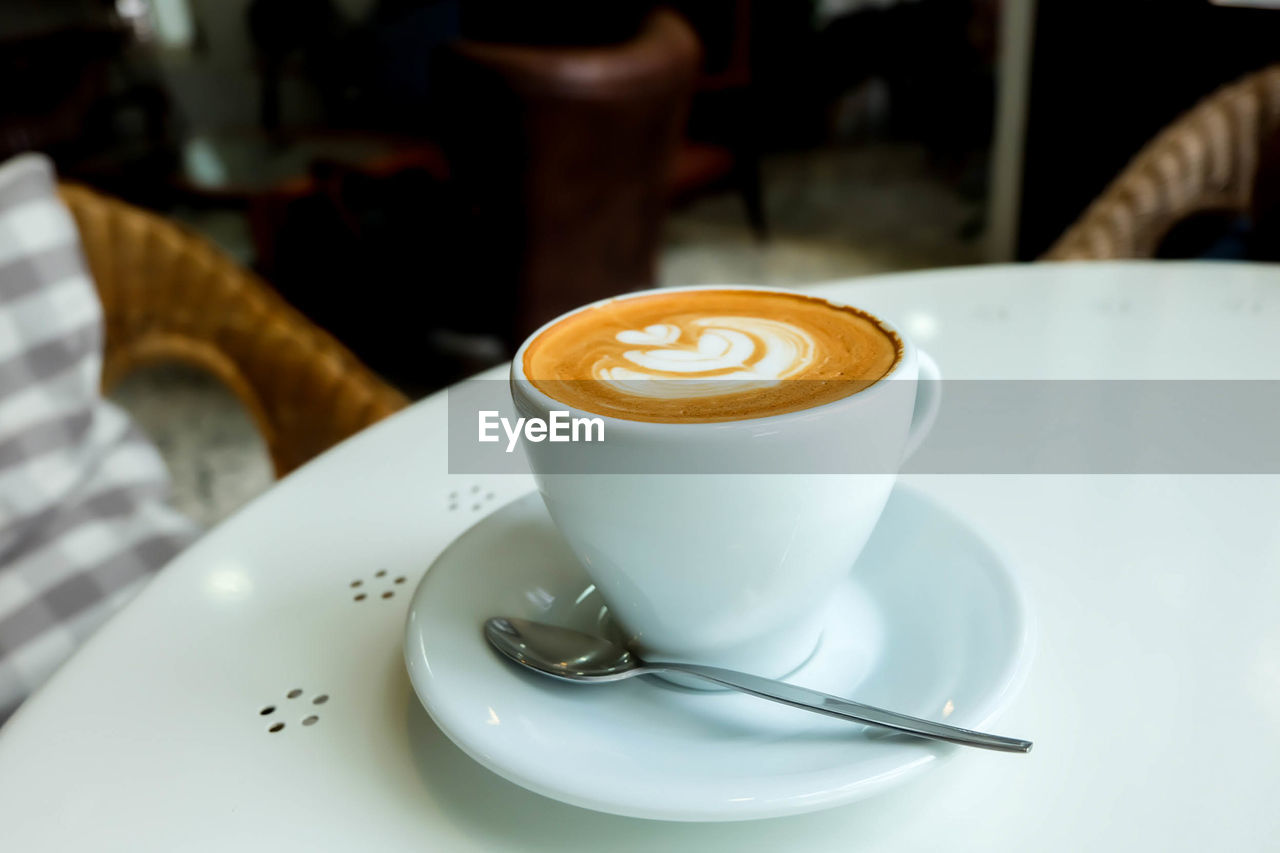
[404,487,1033,822]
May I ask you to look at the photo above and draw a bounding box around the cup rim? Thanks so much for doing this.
[510,284,917,432]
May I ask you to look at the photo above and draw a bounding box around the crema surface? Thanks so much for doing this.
[522,289,901,422]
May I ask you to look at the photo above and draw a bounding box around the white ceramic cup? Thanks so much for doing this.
[511,285,940,679]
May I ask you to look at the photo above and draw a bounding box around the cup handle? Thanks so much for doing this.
[903,349,941,461]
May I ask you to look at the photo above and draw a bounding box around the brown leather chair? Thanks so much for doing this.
[436,10,700,346]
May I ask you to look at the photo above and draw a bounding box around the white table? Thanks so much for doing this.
[2,261,1278,851]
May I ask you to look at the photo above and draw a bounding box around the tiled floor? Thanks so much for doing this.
[113,143,983,526]
[110,366,272,529]
[662,144,982,288]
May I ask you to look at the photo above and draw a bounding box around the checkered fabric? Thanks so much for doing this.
[0,154,197,725]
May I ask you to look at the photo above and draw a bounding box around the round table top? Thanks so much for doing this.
[2,261,1278,851]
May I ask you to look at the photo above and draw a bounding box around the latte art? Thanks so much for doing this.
[598,316,815,399]
[522,289,901,423]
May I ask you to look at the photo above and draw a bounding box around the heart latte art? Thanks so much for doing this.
[522,289,900,423]
[599,316,816,399]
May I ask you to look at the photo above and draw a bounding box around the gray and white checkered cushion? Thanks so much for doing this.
[0,154,198,724]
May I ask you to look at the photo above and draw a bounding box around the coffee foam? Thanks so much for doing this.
[522,289,901,423]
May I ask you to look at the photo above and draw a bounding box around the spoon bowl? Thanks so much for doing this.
[484,617,643,682]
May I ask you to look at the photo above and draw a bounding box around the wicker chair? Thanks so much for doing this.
[58,182,409,477]
[1045,65,1280,260]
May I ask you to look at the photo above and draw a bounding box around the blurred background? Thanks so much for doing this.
[4,0,1280,524]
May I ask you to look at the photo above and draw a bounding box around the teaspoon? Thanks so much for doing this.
[484,617,1032,753]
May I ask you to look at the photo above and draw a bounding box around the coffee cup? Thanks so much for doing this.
[511,285,940,679]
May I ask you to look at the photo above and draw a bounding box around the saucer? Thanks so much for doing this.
[404,487,1033,822]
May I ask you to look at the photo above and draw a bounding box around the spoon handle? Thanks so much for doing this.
[654,662,1032,753]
